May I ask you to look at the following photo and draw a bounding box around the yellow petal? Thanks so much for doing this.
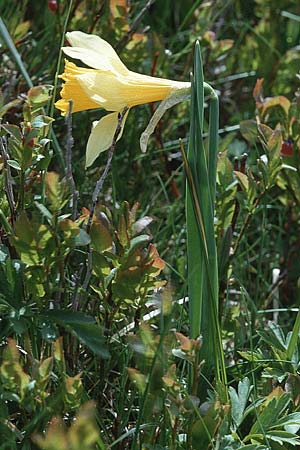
[127,70,189,91]
[76,72,128,111]
[76,71,188,112]
[55,60,100,115]
[86,110,129,168]
[63,31,128,75]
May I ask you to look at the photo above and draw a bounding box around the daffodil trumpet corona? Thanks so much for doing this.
[55,31,191,167]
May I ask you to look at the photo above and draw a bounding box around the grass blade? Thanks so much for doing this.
[0,17,33,88]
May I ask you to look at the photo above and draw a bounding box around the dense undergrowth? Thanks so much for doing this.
[1,1,300,449]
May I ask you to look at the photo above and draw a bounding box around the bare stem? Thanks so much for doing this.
[80,107,129,302]
[115,0,156,51]
[86,107,129,234]
[65,100,79,220]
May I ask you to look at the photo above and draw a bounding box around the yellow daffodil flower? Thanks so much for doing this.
[55,31,190,167]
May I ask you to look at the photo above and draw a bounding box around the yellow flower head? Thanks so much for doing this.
[55,31,189,167]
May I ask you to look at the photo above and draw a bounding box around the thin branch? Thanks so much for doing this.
[65,100,79,220]
[86,107,129,234]
[115,0,156,52]
[88,0,106,34]
[72,264,84,311]
[81,107,129,299]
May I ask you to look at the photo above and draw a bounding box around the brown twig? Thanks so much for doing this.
[65,100,79,220]
[86,107,129,234]
[88,0,106,34]
[115,0,156,52]
[72,264,84,311]
[80,107,129,302]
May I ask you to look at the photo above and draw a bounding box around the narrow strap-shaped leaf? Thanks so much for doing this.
[194,41,204,130]
[185,41,227,394]
[207,90,219,202]
[186,75,204,340]
[0,17,33,88]
[183,139,222,384]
